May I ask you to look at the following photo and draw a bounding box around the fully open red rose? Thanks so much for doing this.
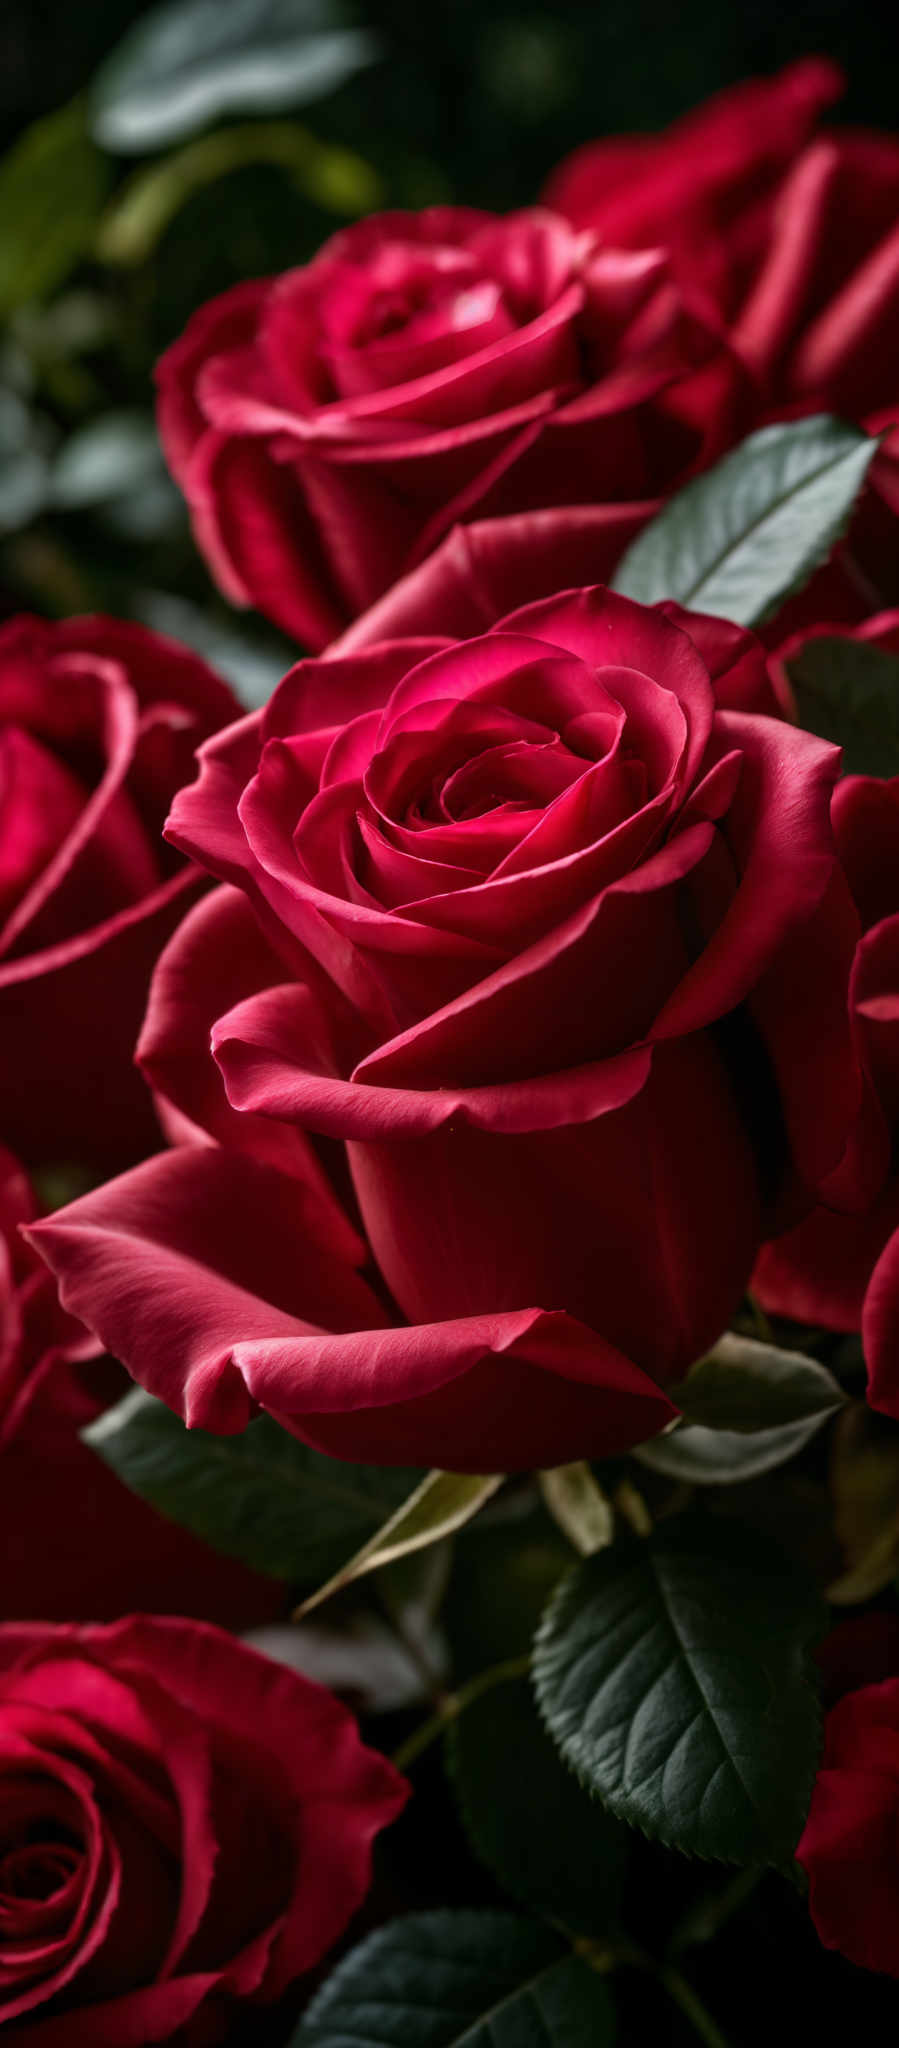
[0,617,236,1169]
[0,1615,406,2041]
[754,611,899,1418]
[30,586,878,1470]
[798,1673,899,1977]
[156,206,731,647]
[0,1145,278,1627]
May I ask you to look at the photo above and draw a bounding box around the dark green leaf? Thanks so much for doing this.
[445,1507,574,1681]
[91,0,381,154]
[612,416,876,626]
[634,1415,833,1485]
[0,105,109,311]
[83,1387,423,1589]
[449,1677,628,1934]
[533,1517,825,1864]
[292,1910,616,2048]
[671,1334,846,1433]
[785,634,899,777]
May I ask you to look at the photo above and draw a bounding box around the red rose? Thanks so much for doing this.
[31,587,876,1470]
[797,1674,899,1977]
[755,612,899,1417]
[545,61,840,304]
[0,1145,279,1627]
[546,59,899,422]
[0,1614,406,2041]
[156,206,731,647]
[547,62,899,623]
[0,616,236,1169]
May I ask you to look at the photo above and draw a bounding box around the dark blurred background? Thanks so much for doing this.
[5,0,899,190]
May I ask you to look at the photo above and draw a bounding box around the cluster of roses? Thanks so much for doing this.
[4,56,899,2040]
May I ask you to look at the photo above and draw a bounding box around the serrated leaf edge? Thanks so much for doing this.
[530,1541,824,1868]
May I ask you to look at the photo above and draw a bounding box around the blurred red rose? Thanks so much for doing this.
[0,616,237,1169]
[0,1144,279,1627]
[0,1614,406,2041]
[754,610,899,1420]
[546,59,899,423]
[547,61,899,619]
[30,586,878,1470]
[798,1672,899,1977]
[156,206,733,648]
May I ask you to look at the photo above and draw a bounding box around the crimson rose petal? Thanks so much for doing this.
[0,1617,407,2038]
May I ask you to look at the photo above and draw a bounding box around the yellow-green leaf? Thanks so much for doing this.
[296,1469,503,1615]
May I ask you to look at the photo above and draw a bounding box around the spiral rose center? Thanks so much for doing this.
[317,236,535,401]
[0,1835,81,1904]
[362,271,506,347]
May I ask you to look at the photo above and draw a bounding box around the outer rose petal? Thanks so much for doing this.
[832,768,899,933]
[0,1616,407,2037]
[188,429,350,647]
[209,819,712,1110]
[240,1310,677,1470]
[544,61,843,299]
[28,1147,675,1470]
[156,277,272,476]
[753,1178,899,1335]
[87,1617,409,1993]
[653,711,844,1038]
[0,866,204,1168]
[747,870,887,1213]
[165,708,267,897]
[861,1224,899,1420]
[0,1350,281,1626]
[334,507,655,651]
[648,710,881,1207]
[7,1976,219,2045]
[265,637,449,753]
[212,978,654,1137]
[27,1148,388,1434]
[137,883,364,1268]
[797,1678,899,1978]
[0,616,237,1167]
[655,603,780,716]
[49,616,237,732]
[346,1032,760,1388]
